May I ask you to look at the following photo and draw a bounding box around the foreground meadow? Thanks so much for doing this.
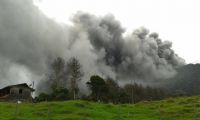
[0,96,200,120]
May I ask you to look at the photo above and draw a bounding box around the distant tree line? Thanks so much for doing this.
[35,57,171,103]
[85,75,167,103]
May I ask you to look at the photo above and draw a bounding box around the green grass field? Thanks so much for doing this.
[1,96,200,120]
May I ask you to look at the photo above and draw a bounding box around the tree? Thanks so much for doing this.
[87,75,108,101]
[50,88,69,101]
[106,78,120,103]
[36,57,70,102]
[124,83,144,103]
[67,57,84,100]
[48,57,66,91]
[35,88,69,102]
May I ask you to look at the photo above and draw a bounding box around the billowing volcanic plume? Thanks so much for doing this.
[0,0,184,93]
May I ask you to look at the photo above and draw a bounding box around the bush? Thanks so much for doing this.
[35,93,50,102]
[35,88,69,102]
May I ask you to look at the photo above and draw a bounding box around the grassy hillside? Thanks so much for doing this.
[1,96,200,120]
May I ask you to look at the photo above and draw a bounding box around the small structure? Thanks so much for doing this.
[0,83,35,102]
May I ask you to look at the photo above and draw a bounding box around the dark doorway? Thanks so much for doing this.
[19,89,23,94]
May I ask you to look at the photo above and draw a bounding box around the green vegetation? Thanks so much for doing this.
[1,96,200,120]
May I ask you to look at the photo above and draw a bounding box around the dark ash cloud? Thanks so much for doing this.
[0,0,185,93]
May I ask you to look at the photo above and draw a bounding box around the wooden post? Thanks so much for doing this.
[47,104,51,120]
[193,104,197,120]
[128,111,131,120]
[158,104,163,120]
[13,102,19,120]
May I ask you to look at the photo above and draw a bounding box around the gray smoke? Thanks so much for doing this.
[0,0,185,93]
[72,13,185,84]
[0,0,70,89]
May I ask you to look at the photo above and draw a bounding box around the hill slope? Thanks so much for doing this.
[1,96,200,120]
[167,64,200,95]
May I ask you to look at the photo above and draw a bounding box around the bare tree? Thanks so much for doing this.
[67,57,84,100]
[49,57,65,91]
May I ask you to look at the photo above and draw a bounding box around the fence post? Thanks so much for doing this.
[46,104,51,120]
[193,104,197,120]
[158,104,163,120]
[13,102,19,120]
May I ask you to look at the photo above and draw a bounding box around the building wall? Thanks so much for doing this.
[0,88,9,96]
[9,86,32,100]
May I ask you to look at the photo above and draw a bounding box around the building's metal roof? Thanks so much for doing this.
[0,83,35,92]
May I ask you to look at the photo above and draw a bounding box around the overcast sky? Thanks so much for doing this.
[35,0,200,63]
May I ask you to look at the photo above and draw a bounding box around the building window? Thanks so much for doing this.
[19,89,23,94]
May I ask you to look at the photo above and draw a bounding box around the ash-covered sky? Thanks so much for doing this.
[0,0,194,93]
[35,0,200,64]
